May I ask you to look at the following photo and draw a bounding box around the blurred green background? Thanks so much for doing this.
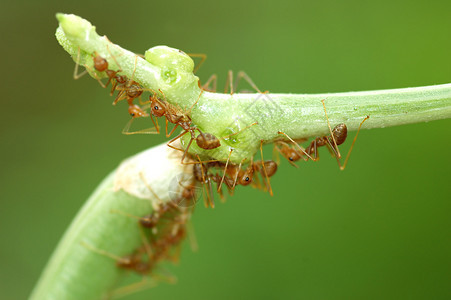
[1,0,450,299]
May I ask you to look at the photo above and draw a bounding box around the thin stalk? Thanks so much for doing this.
[55,13,451,163]
[30,143,194,300]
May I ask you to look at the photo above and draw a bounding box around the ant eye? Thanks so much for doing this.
[131,113,135,116]
[289,157,294,161]
[245,177,250,181]
[154,106,159,110]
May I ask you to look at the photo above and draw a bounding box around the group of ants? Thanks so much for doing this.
[74,46,369,296]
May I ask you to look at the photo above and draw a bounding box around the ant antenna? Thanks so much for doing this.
[277,131,314,161]
[187,53,207,74]
[338,115,370,170]
[73,47,88,79]
[221,122,258,139]
[218,149,233,192]
[232,158,246,190]
[186,89,204,115]
[259,140,273,196]
[139,172,164,203]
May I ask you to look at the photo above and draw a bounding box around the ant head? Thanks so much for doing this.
[93,52,108,72]
[286,148,301,162]
[150,95,166,117]
[238,166,254,186]
[128,105,148,118]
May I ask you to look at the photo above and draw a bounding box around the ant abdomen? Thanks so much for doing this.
[260,160,278,177]
[332,123,347,145]
[126,83,144,99]
[196,132,221,150]
[93,53,108,72]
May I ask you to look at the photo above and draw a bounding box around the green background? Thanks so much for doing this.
[1,0,450,299]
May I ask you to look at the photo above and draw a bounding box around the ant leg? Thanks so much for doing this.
[186,89,204,115]
[84,65,107,88]
[106,42,122,70]
[110,78,121,96]
[321,99,342,158]
[215,180,226,202]
[277,131,313,161]
[196,155,214,208]
[221,122,258,140]
[131,55,139,81]
[337,116,370,170]
[167,130,189,153]
[201,74,217,92]
[273,144,281,165]
[138,94,146,105]
[232,158,244,190]
[218,149,233,192]
[306,139,319,161]
[112,87,127,105]
[104,69,119,90]
[234,71,264,94]
[138,172,165,204]
[225,70,234,94]
[259,140,273,196]
[109,209,157,228]
[180,136,195,164]
[73,47,88,79]
[166,124,179,138]
[80,241,127,263]
[122,118,159,135]
[187,53,207,74]
[186,220,199,252]
[110,277,159,299]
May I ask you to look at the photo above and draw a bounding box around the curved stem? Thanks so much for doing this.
[55,13,451,164]
[55,13,451,163]
[30,143,194,300]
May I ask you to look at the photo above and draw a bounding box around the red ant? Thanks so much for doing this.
[73,45,122,90]
[273,138,308,167]
[82,223,183,298]
[305,100,370,170]
[148,89,221,163]
[73,48,157,134]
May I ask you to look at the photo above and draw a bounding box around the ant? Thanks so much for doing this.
[217,140,277,195]
[73,44,122,90]
[82,224,183,299]
[305,100,370,170]
[73,47,157,134]
[148,89,221,163]
[112,202,181,234]
[273,138,308,167]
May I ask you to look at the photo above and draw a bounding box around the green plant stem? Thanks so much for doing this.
[30,143,193,300]
[55,13,451,163]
